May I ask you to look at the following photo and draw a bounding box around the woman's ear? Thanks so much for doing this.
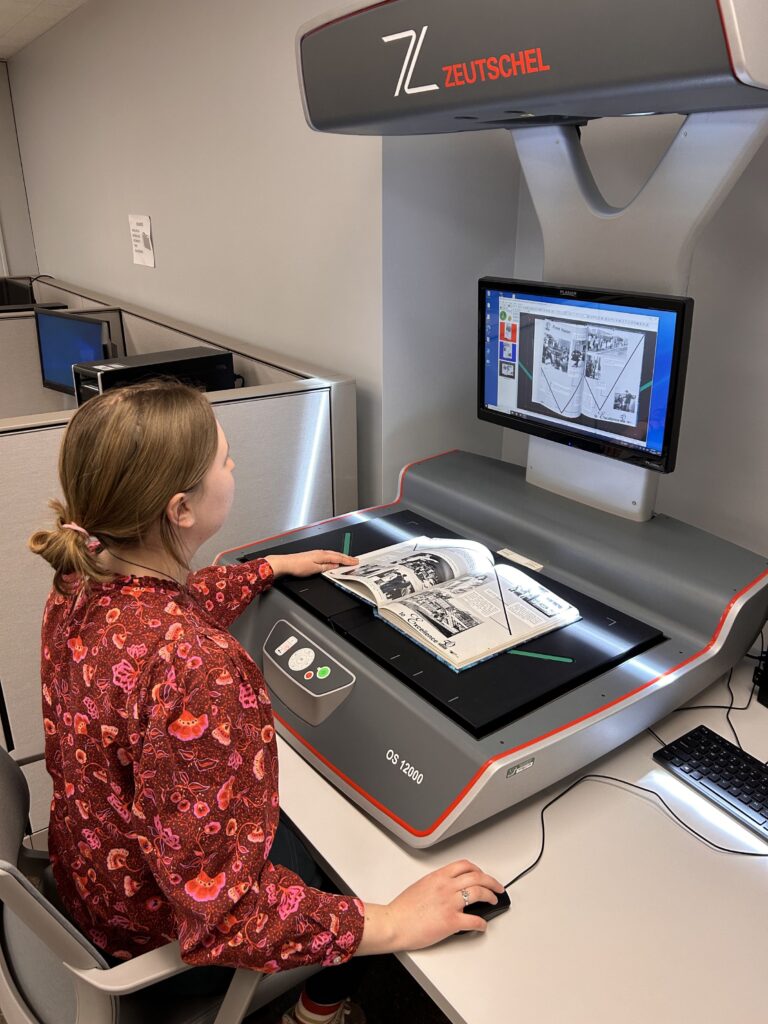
[166,492,195,531]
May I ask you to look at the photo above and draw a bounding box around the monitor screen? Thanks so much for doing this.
[478,277,693,472]
[35,310,106,395]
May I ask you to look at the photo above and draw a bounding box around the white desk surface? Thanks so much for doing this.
[277,659,768,1024]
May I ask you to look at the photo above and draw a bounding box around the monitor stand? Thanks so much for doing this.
[527,435,657,521]
[511,110,768,521]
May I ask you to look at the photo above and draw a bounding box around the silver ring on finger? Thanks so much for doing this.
[460,888,470,907]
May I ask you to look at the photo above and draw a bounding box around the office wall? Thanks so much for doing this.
[8,0,384,503]
[506,115,768,556]
[381,131,516,496]
[0,62,36,274]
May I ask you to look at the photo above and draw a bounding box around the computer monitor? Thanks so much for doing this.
[78,307,126,358]
[478,277,693,473]
[1,277,34,305]
[35,309,107,396]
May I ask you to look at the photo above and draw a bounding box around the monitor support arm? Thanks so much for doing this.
[511,110,768,520]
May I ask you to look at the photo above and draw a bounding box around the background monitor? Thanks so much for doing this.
[478,277,693,473]
[77,307,126,358]
[0,277,34,305]
[35,309,106,396]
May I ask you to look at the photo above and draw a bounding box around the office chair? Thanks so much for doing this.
[0,747,316,1024]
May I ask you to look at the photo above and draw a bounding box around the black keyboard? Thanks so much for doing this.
[653,724,768,841]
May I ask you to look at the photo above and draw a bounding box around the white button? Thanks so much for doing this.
[276,635,298,656]
[333,955,342,965]
[288,647,315,672]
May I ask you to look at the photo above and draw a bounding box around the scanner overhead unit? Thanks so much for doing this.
[298,0,768,135]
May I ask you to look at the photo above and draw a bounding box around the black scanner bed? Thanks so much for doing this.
[239,510,663,739]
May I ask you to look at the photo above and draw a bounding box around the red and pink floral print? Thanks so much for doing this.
[42,559,363,970]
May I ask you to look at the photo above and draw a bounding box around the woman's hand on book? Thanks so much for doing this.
[355,860,506,955]
[265,550,358,578]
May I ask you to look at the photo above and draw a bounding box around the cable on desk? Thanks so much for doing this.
[725,670,743,749]
[503,771,768,892]
[671,667,758,750]
[753,626,768,696]
[745,628,766,662]
[646,726,666,747]
[671,680,756,714]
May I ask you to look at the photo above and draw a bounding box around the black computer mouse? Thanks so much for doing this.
[463,888,511,921]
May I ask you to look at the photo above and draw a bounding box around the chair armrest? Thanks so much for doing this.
[17,846,50,882]
[14,751,45,767]
[18,848,49,866]
[62,940,193,994]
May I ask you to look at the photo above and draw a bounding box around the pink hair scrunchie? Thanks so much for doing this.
[61,522,101,552]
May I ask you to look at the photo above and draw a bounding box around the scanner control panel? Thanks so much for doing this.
[263,619,355,726]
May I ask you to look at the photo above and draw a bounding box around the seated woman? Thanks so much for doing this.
[29,380,504,1024]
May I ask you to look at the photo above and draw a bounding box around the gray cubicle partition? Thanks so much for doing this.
[32,278,319,389]
[0,278,357,835]
[0,312,75,418]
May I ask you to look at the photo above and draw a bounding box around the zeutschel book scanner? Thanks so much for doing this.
[217,0,768,846]
[220,452,768,847]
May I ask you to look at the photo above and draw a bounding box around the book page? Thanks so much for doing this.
[581,325,645,428]
[381,565,579,669]
[531,318,587,419]
[324,537,494,606]
[497,564,578,622]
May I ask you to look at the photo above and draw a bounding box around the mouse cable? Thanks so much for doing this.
[503,768,768,891]
[670,667,753,751]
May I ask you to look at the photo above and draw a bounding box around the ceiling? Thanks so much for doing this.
[0,0,88,60]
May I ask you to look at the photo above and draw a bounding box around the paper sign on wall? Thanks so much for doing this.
[129,213,155,267]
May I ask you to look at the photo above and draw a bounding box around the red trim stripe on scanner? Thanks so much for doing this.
[714,0,738,78]
[302,1,400,40]
[213,449,458,563]
[276,570,768,838]
[214,452,768,838]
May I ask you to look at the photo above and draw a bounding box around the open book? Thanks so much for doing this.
[532,317,645,427]
[324,537,579,672]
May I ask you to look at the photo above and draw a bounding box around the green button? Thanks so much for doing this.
[317,666,331,680]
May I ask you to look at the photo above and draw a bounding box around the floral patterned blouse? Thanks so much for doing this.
[41,559,364,971]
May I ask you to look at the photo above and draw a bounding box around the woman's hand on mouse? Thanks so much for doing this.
[265,550,358,578]
[355,860,505,955]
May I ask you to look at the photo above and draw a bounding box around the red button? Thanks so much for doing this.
[304,671,314,680]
